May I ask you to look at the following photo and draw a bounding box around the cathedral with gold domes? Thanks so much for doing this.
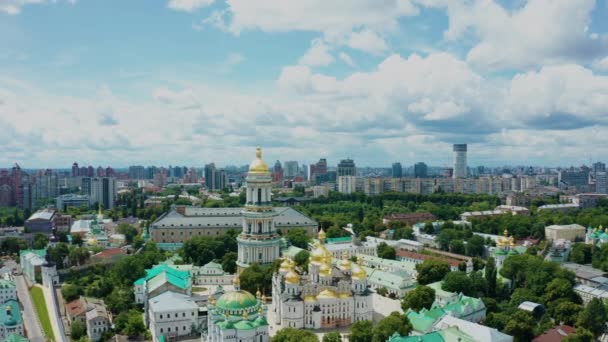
[271,229,373,329]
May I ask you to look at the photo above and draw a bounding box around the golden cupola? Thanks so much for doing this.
[351,256,367,280]
[279,257,295,273]
[319,262,332,277]
[248,147,269,174]
[338,251,352,271]
[285,269,301,284]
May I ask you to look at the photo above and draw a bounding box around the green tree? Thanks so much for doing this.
[449,239,465,255]
[416,259,450,285]
[485,257,497,297]
[286,228,310,249]
[349,320,374,342]
[221,252,238,274]
[70,320,86,340]
[117,223,138,244]
[294,250,310,270]
[552,301,582,326]
[71,234,83,247]
[577,298,607,337]
[62,284,83,302]
[401,285,435,312]
[322,332,342,342]
[239,263,276,294]
[0,237,28,256]
[32,233,48,249]
[105,286,134,314]
[114,309,146,337]
[377,242,396,260]
[563,328,594,342]
[326,227,350,238]
[569,243,593,264]
[423,221,435,234]
[180,236,222,266]
[372,312,412,342]
[503,311,535,342]
[466,235,485,257]
[442,271,473,295]
[272,328,319,342]
[543,278,578,304]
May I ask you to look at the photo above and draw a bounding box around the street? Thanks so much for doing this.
[15,275,45,342]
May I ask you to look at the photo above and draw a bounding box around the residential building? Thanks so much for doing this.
[545,224,586,242]
[337,176,357,194]
[337,159,356,177]
[271,234,373,330]
[24,209,56,233]
[283,161,299,178]
[56,194,90,210]
[414,162,428,178]
[312,185,329,198]
[387,326,476,342]
[0,300,23,339]
[537,203,580,213]
[320,235,377,259]
[392,163,402,178]
[308,158,327,184]
[204,163,227,191]
[83,177,116,209]
[86,299,110,342]
[148,291,206,342]
[396,250,464,272]
[453,144,467,179]
[207,279,269,342]
[128,165,146,180]
[364,266,416,297]
[32,169,58,204]
[406,293,486,334]
[558,169,589,191]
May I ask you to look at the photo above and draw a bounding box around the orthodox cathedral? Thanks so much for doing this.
[271,230,373,329]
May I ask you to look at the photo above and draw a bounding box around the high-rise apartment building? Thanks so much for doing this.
[83,177,116,209]
[453,144,468,178]
[338,176,357,194]
[204,163,227,191]
[558,169,589,191]
[284,161,299,178]
[308,158,327,184]
[32,169,58,205]
[391,163,403,178]
[414,162,428,178]
[128,166,146,180]
[594,162,606,173]
[596,172,607,194]
[72,162,79,177]
[337,159,356,177]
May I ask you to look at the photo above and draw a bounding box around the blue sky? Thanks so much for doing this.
[1,0,608,168]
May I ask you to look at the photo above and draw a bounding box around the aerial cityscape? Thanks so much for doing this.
[2,1,608,342]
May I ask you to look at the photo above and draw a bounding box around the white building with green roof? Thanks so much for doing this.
[148,291,206,342]
[134,264,192,305]
[207,278,269,342]
[0,300,23,339]
[18,249,46,284]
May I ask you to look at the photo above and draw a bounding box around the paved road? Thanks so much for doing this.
[15,275,45,342]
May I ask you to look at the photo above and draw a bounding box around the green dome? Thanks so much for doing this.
[600,233,608,240]
[494,249,507,256]
[216,290,258,310]
[508,249,519,256]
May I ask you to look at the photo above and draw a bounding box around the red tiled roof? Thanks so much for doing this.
[65,298,86,317]
[92,248,125,259]
[533,325,576,342]
[396,250,462,267]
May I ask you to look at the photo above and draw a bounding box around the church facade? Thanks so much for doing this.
[271,230,373,329]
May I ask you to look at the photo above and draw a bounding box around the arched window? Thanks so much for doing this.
[258,188,262,204]
[258,222,263,233]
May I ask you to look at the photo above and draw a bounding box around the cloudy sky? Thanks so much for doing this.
[1,0,608,168]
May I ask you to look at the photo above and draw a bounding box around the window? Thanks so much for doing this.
[160,314,163,319]
[258,189,262,204]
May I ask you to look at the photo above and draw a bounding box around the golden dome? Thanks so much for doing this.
[304,295,317,302]
[339,292,352,298]
[248,147,269,174]
[285,269,301,284]
[351,258,367,280]
[318,229,327,241]
[338,252,352,271]
[310,241,332,265]
[279,257,294,272]
[317,289,338,299]
[320,262,332,277]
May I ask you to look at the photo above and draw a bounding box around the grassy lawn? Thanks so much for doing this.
[193,287,208,292]
[30,286,55,341]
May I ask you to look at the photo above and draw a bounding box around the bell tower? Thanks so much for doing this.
[237,147,281,270]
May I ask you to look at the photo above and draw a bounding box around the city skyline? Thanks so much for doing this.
[2,1,608,167]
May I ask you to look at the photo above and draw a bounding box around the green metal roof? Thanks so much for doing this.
[326,236,352,244]
[215,291,258,310]
[0,280,15,289]
[387,326,476,342]
[2,334,29,342]
[133,264,190,287]
[0,300,22,327]
[19,249,46,258]
[407,308,444,333]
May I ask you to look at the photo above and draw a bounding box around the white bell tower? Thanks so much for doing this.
[237,147,281,270]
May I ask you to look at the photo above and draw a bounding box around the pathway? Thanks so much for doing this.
[15,275,44,342]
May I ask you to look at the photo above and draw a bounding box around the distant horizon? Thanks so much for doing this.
[2,1,608,168]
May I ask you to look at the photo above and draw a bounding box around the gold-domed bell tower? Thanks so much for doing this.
[237,147,281,271]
